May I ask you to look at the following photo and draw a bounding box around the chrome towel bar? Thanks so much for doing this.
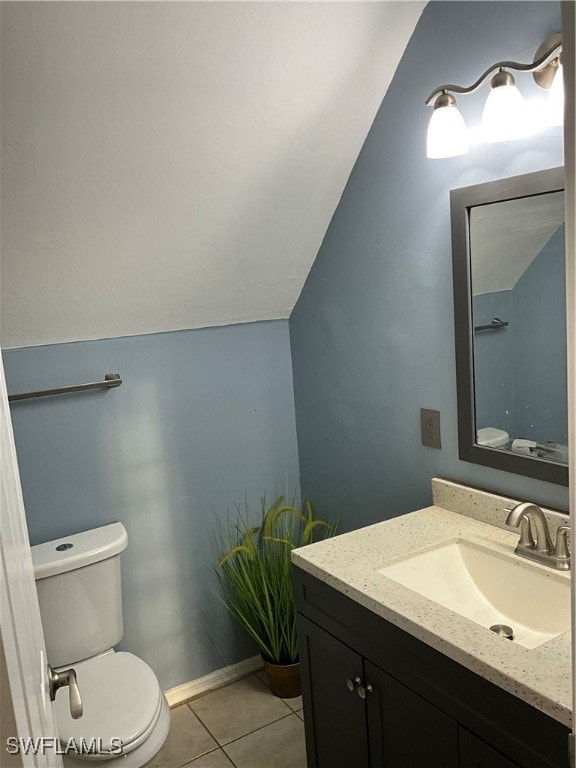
[473,317,509,332]
[8,373,122,402]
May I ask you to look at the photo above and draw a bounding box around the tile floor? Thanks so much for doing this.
[148,672,306,768]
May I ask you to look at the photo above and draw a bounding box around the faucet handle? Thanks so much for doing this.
[553,525,570,561]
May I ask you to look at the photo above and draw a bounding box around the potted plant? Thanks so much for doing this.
[214,495,335,698]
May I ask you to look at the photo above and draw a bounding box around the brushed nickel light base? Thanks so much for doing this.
[425,32,562,106]
[533,33,562,90]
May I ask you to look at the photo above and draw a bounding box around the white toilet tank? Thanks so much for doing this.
[476,427,510,448]
[32,523,128,668]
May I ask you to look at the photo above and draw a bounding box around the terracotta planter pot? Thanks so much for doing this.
[262,658,301,698]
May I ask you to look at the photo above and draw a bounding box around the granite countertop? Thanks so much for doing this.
[291,479,572,727]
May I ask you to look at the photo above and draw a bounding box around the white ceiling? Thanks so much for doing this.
[0,1,424,349]
[470,191,565,296]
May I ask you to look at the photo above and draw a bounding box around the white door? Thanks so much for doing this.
[562,3,576,768]
[0,354,63,768]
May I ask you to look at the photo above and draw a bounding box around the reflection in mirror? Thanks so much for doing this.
[451,166,567,486]
[470,191,568,466]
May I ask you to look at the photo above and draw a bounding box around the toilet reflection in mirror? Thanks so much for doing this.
[470,190,567,466]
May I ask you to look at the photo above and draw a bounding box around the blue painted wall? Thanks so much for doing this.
[473,225,567,446]
[290,0,568,527]
[472,291,514,436]
[513,224,568,443]
[3,320,300,690]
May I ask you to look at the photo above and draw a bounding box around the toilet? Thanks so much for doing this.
[32,523,170,766]
[476,427,510,449]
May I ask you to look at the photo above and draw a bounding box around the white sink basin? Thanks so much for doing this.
[378,540,570,649]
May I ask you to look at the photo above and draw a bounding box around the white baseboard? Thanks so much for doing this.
[164,655,263,707]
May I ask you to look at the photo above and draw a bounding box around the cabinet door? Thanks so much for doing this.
[297,615,370,768]
[365,662,459,768]
[459,728,520,768]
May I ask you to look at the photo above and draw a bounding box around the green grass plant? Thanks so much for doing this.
[215,495,335,665]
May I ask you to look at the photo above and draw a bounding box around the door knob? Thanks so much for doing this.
[357,683,373,699]
[48,665,83,719]
[346,676,362,692]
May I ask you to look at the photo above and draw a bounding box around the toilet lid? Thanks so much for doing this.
[55,652,162,757]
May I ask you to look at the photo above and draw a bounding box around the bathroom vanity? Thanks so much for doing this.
[292,480,572,768]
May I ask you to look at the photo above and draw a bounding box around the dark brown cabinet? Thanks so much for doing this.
[299,615,459,768]
[366,662,459,768]
[299,615,369,768]
[459,729,520,768]
[294,566,569,768]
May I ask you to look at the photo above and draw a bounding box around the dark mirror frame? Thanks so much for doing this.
[450,166,567,487]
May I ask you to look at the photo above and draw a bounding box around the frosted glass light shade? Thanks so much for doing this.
[481,84,531,142]
[426,105,469,159]
[548,64,564,126]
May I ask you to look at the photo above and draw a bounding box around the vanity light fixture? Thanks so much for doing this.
[547,60,564,126]
[427,92,469,158]
[425,33,563,158]
[426,92,468,159]
[481,69,531,143]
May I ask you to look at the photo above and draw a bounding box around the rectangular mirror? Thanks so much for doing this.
[451,167,568,486]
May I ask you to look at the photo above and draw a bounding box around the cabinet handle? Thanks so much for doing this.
[346,676,362,692]
[357,683,373,699]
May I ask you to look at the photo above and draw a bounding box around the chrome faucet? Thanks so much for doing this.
[505,502,570,571]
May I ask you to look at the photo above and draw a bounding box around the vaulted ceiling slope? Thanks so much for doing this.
[1,2,424,348]
[470,192,565,295]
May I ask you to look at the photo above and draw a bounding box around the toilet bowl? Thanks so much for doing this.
[32,524,169,766]
[56,652,170,766]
